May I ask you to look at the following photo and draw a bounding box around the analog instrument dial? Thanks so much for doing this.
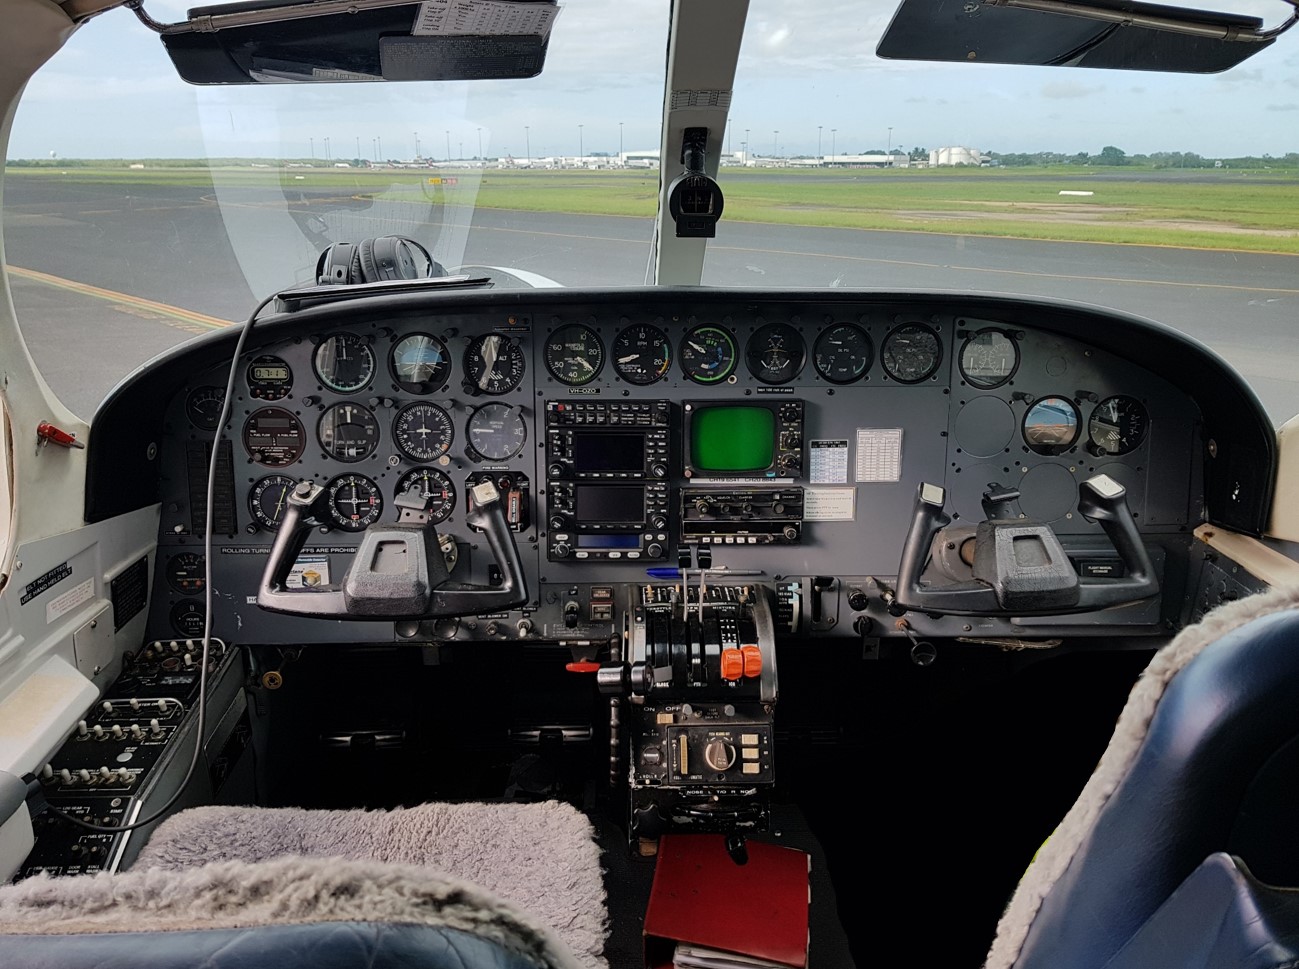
[466,403,527,461]
[326,474,383,531]
[166,552,205,595]
[813,323,873,384]
[882,323,942,383]
[1088,396,1148,456]
[1024,396,1081,455]
[960,328,1020,389]
[745,321,806,384]
[318,403,381,463]
[170,599,206,638]
[396,468,457,524]
[680,325,738,384]
[390,333,451,394]
[185,386,226,431]
[393,402,454,462]
[247,355,293,400]
[544,323,605,385]
[313,333,376,394]
[250,474,297,530]
[463,333,526,395]
[611,324,671,385]
[243,408,306,467]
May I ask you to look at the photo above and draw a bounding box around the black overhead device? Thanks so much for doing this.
[667,127,724,239]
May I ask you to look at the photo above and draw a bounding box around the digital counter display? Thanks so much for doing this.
[571,431,645,473]
[253,366,288,381]
[690,406,776,472]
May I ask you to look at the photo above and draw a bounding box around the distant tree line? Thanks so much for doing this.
[987,147,1299,169]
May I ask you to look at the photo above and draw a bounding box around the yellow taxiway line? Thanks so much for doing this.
[7,265,234,330]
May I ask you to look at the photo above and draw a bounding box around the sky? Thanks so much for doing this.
[6,0,1299,160]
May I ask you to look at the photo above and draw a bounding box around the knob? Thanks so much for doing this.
[703,740,737,772]
[548,464,566,478]
[650,464,668,478]
[782,525,798,541]
[848,589,870,611]
[642,746,663,766]
[549,514,568,530]
[646,543,664,559]
[563,601,580,628]
[650,514,668,530]
[853,615,875,636]
[772,502,786,515]
[695,499,711,514]
[552,543,572,558]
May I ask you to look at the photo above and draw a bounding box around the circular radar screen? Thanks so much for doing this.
[318,403,381,463]
[1089,395,1148,456]
[326,474,383,531]
[882,323,942,384]
[746,321,806,385]
[393,402,454,462]
[166,553,205,595]
[611,323,671,385]
[814,323,873,384]
[1024,396,1081,455]
[250,474,297,530]
[544,323,605,385]
[960,328,1020,389]
[247,355,293,401]
[185,386,226,431]
[463,333,526,395]
[680,324,737,384]
[467,403,527,461]
[170,599,206,638]
[313,333,375,394]
[396,468,456,524]
[244,408,306,467]
[390,333,451,394]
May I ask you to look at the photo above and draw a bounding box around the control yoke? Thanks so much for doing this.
[257,479,527,620]
[894,473,1158,617]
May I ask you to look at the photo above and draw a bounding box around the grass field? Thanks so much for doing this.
[8,164,1299,254]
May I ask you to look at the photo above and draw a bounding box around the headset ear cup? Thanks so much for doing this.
[318,242,358,285]
[396,237,443,277]
[357,237,379,283]
[374,235,401,280]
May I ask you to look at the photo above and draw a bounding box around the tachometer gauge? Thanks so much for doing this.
[463,333,526,395]
[813,323,873,384]
[166,553,205,595]
[313,333,375,394]
[746,321,806,384]
[882,323,942,383]
[250,474,297,530]
[611,324,671,385]
[466,403,527,461]
[244,408,306,467]
[390,333,451,394]
[318,403,381,463]
[185,386,226,431]
[959,328,1020,389]
[680,324,738,384]
[544,323,605,385]
[395,468,456,524]
[393,402,454,462]
[326,474,383,531]
[1088,395,1148,456]
[1023,396,1081,455]
[170,599,206,638]
[247,355,293,401]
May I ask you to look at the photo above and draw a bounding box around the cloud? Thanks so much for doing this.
[1267,103,1299,111]
[1040,81,1103,99]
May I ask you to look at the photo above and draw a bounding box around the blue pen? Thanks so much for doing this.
[646,567,765,578]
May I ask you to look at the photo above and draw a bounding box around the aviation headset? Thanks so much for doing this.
[315,235,446,285]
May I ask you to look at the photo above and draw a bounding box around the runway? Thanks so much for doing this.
[5,175,1298,421]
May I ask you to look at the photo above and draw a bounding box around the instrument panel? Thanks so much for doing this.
[144,295,1206,647]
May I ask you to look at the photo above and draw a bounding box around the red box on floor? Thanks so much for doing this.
[643,834,811,969]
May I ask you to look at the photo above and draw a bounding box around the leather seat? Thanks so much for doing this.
[987,592,1299,969]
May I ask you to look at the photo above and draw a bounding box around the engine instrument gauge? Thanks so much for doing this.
[959,328,1020,389]
[166,553,205,595]
[313,333,375,394]
[390,333,451,394]
[1088,396,1148,456]
[544,323,605,385]
[1023,396,1081,455]
[185,386,226,431]
[466,403,527,461]
[170,599,206,638]
[745,321,806,384]
[250,474,297,530]
[326,474,383,531]
[243,408,306,467]
[395,468,456,524]
[882,323,942,383]
[680,325,737,384]
[318,403,381,463]
[393,402,454,462]
[247,356,293,401]
[611,324,671,385]
[813,323,873,384]
[463,333,526,395]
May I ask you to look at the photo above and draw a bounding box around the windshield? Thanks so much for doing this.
[4,0,1297,424]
